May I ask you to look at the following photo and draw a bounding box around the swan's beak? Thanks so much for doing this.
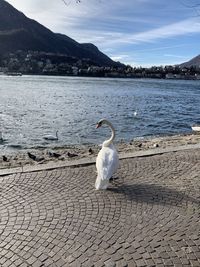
[96,123,100,129]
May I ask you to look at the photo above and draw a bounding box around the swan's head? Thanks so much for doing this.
[96,119,106,129]
[96,119,116,146]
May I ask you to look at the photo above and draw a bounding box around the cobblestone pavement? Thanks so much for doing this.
[0,149,199,267]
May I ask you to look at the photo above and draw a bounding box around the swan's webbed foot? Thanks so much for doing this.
[109,176,119,181]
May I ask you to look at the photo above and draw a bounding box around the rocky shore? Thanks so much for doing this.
[0,133,200,170]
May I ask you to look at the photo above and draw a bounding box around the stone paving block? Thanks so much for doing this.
[0,148,199,266]
[104,259,116,267]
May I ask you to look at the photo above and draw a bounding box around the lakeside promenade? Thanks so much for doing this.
[0,145,199,267]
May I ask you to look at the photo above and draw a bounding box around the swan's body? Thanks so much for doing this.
[95,119,119,190]
[43,131,58,141]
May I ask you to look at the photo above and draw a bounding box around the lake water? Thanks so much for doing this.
[0,75,200,152]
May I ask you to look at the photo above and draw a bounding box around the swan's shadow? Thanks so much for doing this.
[108,180,199,207]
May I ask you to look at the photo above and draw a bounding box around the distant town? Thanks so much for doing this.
[1,51,200,80]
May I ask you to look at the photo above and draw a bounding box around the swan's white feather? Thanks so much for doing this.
[95,119,119,190]
[43,135,57,140]
[95,143,119,190]
[43,131,58,141]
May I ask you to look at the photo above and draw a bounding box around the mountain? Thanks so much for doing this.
[179,55,200,68]
[0,0,121,67]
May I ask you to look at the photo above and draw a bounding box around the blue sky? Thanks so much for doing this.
[6,0,200,66]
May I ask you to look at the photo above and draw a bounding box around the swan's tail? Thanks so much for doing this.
[95,176,109,190]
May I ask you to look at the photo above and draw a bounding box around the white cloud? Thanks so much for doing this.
[110,54,129,61]
[97,18,200,47]
[52,16,200,51]
[6,0,155,36]
[7,1,199,46]
[164,54,188,59]
[134,44,189,53]
[7,0,60,14]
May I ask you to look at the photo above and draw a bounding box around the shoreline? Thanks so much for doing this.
[0,132,200,170]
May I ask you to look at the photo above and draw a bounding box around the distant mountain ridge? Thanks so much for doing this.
[179,54,200,68]
[0,0,121,67]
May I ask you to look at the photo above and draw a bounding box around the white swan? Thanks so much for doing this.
[43,130,58,141]
[95,119,119,190]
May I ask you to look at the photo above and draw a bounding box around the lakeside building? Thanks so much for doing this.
[1,51,200,80]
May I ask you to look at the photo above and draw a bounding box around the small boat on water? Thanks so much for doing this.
[191,125,200,132]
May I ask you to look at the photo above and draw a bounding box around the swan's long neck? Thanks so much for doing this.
[103,121,115,147]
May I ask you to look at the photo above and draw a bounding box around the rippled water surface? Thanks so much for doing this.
[0,75,200,151]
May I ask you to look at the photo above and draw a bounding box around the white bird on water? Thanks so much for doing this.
[95,119,119,190]
[43,130,58,141]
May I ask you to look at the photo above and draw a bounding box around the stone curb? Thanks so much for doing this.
[0,143,200,176]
